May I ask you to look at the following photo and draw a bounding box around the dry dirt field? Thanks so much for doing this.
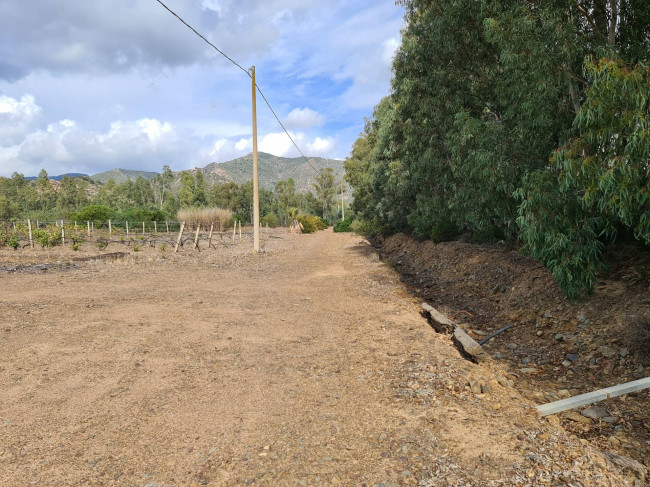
[0,229,643,486]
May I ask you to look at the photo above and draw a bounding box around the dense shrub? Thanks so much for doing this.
[75,205,113,223]
[297,214,327,234]
[333,219,353,232]
[261,213,279,228]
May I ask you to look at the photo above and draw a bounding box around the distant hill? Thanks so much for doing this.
[26,173,88,181]
[90,153,345,193]
[199,152,344,192]
[91,168,159,184]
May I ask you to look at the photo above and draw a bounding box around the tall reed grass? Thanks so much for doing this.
[177,207,233,229]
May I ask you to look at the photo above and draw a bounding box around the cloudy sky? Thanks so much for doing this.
[0,0,404,178]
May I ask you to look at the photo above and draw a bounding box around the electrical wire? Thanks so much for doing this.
[154,0,321,177]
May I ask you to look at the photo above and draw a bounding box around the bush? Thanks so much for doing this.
[333,219,353,232]
[297,214,328,234]
[350,219,383,237]
[430,219,461,243]
[260,213,279,228]
[75,205,113,223]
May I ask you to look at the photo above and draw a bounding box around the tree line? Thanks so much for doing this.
[344,0,650,299]
[0,165,342,227]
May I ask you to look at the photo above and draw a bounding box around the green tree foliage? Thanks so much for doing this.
[344,0,650,299]
[312,168,336,218]
[194,171,208,207]
[178,171,195,208]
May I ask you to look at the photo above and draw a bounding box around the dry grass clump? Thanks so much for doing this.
[177,207,232,229]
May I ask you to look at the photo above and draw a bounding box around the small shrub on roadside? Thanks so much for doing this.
[430,219,461,243]
[8,232,19,250]
[333,219,353,233]
[297,214,320,234]
[260,213,279,228]
[350,219,383,237]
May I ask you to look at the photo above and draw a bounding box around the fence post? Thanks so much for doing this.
[109,219,112,235]
[239,221,242,242]
[142,221,145,234]
[174,221,185,253]
[87,221,91,237]
[232,221,236,242]
[166,221,169,234]
[28,219,34,248]
[154,221,157,233]
[61,226,65,246]
[126,221,129,236]
[194,224,201,249]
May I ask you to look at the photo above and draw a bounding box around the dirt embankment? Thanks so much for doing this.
[0,229,646,486]
[377,233,650,473]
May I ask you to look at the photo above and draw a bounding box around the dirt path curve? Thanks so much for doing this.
[0,230,629,486]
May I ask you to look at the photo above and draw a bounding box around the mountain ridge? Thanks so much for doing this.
[90,152,344,192]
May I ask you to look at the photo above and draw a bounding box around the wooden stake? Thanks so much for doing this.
[61,226,65,246]
[126,221,129,236]
[87,221,91,237]
[232,221,236,242]
[74,221,77,230]
[142,221,145,234]
[239,220,242,242]
[194,224,201,249]
[208,223,214,248]
[166,221,169,234]
[109,219,112,235]
[174,221,185,252]
[28,219,34,248]
[154,221,157,233]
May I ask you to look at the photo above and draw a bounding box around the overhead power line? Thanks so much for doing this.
[154,0,321,177]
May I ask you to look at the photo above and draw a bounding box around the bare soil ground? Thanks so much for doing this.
[0,229,644,486]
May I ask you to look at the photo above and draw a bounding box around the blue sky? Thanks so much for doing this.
[0,0,404,177]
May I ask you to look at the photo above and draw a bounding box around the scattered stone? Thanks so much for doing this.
[619,348,629,358]
[520,367,538,374]
[469,380,482,394]
[563,411,592,424]
[555,333,564,341]
[557,389,570,398]
[481,383,490,394]
[493,352,505,359]
[544,311,552,318]
[525,453,541,463]
[506,343,517,350]
[609,436,621,447]
[522,357,532,366]
[561,360,572,367]
[581,407,609,420]
[603,417,619,424]
[577,314,587,323]
[536,330,543,336]
[565,353,579,362]
[598,346,617,358]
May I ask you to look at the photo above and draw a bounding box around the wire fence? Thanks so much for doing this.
[0,219,265,252]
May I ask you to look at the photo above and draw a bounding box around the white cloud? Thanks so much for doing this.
[0,94,42,145]
[307,136,337,156]
[284,107,324,129]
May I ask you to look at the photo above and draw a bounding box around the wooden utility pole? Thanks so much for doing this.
[341,181,345,220]
[251,66,260,252]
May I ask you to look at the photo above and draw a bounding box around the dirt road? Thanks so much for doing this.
[0,230,632,486]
